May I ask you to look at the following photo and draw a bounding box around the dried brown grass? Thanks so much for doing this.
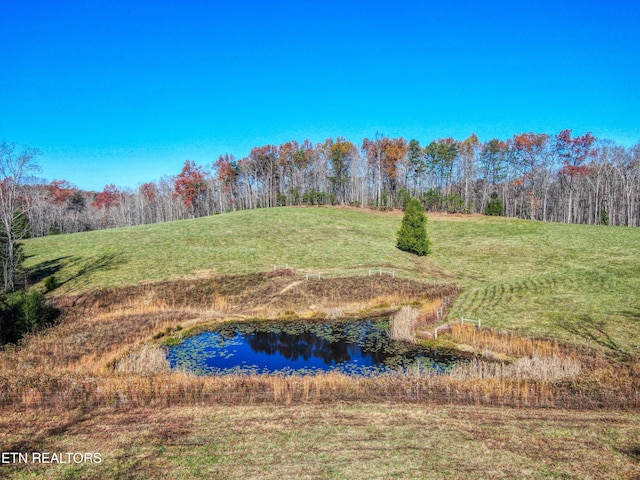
[0,364,635,412]
[58,274,456,315]
[448,323,561,358]
[114,344,170,374]
[390,306,420,343]
[449,355,582,382]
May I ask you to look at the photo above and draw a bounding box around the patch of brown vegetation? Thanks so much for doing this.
[57,273,458,315]
[448,323,561,358]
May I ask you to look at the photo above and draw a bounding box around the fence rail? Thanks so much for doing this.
[433,316,482,339]
[461,317,482,328]
[368,268,395,277]
[273,264,291,271]
[271,263,399,281]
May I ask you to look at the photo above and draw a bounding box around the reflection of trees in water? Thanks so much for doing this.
[246,328,390,366]
[170,320,462,374]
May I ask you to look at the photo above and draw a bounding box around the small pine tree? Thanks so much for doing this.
[599,209,609,226]
[396,198,429,256]
[485,193,505,216]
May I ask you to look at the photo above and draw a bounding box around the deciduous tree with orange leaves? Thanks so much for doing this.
[174,160,207,215]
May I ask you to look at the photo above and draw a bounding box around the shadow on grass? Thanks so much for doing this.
[619,446,640,464]
[27,254,124,290]
[26,255,72,284]
[557,314,627,354]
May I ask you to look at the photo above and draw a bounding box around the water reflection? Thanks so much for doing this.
[244,327,388,365]
[167,319,458,375]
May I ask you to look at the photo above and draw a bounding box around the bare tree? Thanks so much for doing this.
[0,141,41,291]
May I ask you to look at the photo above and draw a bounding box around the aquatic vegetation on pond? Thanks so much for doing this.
[167,319,462,376]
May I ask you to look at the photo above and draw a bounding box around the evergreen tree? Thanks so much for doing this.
[396,198,429,256]
[485,192,505,216]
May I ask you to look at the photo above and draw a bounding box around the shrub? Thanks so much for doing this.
[22,288,58,332]
[422,189,443,211]
[44,275,59,292]
[599,209,609,226]
[444,193,465,213]
[398,188,412,209]
[0,288,59,344]
[485,193,505,216]
[162,337,182,347]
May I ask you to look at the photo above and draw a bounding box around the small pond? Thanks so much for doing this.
[167,319,464,376]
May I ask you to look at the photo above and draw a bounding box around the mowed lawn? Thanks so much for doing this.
[23,206,640,353]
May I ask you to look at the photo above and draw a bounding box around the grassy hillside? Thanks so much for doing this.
[23,206,640,353]
[24,207,422,290]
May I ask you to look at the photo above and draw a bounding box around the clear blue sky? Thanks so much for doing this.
[2,0,639,191]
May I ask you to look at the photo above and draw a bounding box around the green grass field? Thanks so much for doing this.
[23,206,640,354]
[2,404,639,479]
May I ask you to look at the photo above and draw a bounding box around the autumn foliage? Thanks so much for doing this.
[93,184,120,209]
[48,180,75,205]
[4,129,640,240]
[555,129,596,178]
[174,160,206,209]
[140,182,157,203]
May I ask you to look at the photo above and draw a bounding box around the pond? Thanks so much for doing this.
[167,319,463,376]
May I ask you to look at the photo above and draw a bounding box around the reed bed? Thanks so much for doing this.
[114,344,170,374]
[390,306,420,343]
[1,367,637,412]
[448,355,582,382]
[448,323,561,358]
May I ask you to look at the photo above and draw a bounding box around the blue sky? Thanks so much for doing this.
[2,0,639,191]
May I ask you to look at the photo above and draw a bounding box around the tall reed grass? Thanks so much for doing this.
[448,323,560,358]
[390,306,420,343]
[114,344,170,374]
[1,366,636,412]
[449,355,582,382]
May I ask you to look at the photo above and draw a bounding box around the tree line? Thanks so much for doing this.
[4,130,640,244]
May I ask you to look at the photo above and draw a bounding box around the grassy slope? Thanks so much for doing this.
[23,206,640,353]
[24,207,418,289]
